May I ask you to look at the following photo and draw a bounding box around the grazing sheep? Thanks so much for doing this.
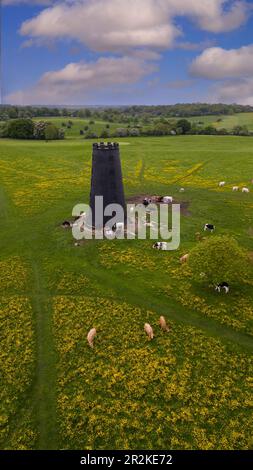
[180,254,189,263]
[204,224,215,233]
[62,220,72,228]
[242,187,250,193]
[144,323,154,340]
[153,242,168,251]
[87,328,97,348]
[179,188,185,192]
[159,316,170,332]
[215,282,230,294]
[219,181,226,187]
[162,196,173,204]
[233,186,239,191]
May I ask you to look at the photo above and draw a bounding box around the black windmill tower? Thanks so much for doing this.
[90,142,126,228]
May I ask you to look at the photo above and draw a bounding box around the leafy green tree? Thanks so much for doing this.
[176,119,191,134]
[100,129,110,139]
[45,124,59,140]
[0,122,8,138]
[232,125,249,136]
[189,235,250,285]
[7,119,34,139]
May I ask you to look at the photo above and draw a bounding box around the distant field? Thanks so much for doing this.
[33,117,123,139]
[32,113,253,139]
[188,112,253,130]
[0,134,252,450]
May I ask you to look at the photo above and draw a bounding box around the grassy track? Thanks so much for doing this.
[0,135,252,449]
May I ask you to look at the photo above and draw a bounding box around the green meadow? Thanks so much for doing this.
[0,134,252,450]
[31,112,253,140]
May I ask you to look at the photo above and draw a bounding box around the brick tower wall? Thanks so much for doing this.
[89,142,126,227]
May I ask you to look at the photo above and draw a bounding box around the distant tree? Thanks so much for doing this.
[58,128,65,140]
[115,128,128,137]
[176,119,191,134]
[84,109,92,118]
[202,126,217,135]
[189,236,250,285]
[45,123,59,140]
[232,125,249,136]
[129,128,140,136]
[0,122,8,138]
[85,131,98,139]
[217,128,229,135]
[7,119,34,139]
[99,129,110,139]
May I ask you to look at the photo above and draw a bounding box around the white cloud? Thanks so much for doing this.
[19,0,249,52]
[191,44,253,79]
[191,44,253,104]
[215,78,253,105]
[6,56,157,105]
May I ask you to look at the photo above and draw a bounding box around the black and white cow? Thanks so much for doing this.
[204,224,215,232]
[215,282,230,294]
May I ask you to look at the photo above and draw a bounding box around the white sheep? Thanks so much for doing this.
[219,181,226,187]
[87,328,97,348]
[242,187,250,193]
[144,323,154,340]
[159,316,170,332]
[233,186,239,191]
[153,242,168,251]
[162,196,173,204]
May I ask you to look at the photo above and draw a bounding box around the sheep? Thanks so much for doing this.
[179,188,185,192]
[159,316,170,332]
[204,224,215,233]
[215,283,230,294]
[219,181,226,187]
[144,323,154,340]
[162,196,173,204]
[87,328,97,348]
[180,254,189,263]
[242,187,250,193]
[153,242,168,251]
[233,186,239,191]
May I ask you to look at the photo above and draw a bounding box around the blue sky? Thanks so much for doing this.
[2,0,253,105]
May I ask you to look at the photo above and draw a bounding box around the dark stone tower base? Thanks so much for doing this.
[89,142,126,228]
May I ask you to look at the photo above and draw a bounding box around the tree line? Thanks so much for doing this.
[1,103,253,123]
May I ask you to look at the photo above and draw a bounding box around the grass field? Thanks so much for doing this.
[33,117,124,139]
[0,135,253,450]
[32,112,253,139]
[188,112,253,130]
